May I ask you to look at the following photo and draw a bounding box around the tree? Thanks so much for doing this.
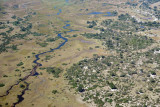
[52,90,58,94]
[11,15,16,19]
[20,84,25,88]
[17,62,24,66]
[77,84,85,92]
[11,45,17,50]
[0,83,5,87]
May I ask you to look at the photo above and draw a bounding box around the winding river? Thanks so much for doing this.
[0,6,75,107]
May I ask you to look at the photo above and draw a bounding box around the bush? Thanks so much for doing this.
[38,42,48,47]
[77,84,85,92]
[52,90,58,94]
[46,67,63,78]
[20,84,25,88]
[46,38,56,42]
[17,62,24,66]
[94,98,104,107]
[107,81,117,89]
[0,83,5,87]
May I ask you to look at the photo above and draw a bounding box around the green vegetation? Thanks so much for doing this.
[144,0,160,4]
[11,45,18,50]
[0,1,160,107]
[45,55,52,60]
[107,81,117,89]
[66,16,159,106]
[126,1,138,6]
[0,14,45,53]
[77,84,85,92]
[46,37,59,42]
[17,62,24,66]
[37,42,48,47]
[66,47,160,106]
[82,30,153,51]
[20,84,25,89]
[52,90,58,94]
[32,32,44,36]
[87,21,97,28]
[101,14,159,32]
[46,67,63,78]
[0,83,5,87]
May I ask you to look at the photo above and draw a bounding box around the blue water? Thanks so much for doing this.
[87,12,103,15]
[102,3,108,6]
[46,8,62,16]
[33,26,70,66]
[33,9,74,68]
[140,26,145,28]
[65,21,70,23]
[87,11,114,16]
[57,9,62,15]
[33,72,39,76]
[104,12,114,16]
[63,24,70,29]
[66,0,69,3]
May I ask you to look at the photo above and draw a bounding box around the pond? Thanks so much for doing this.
[87,11,115,16]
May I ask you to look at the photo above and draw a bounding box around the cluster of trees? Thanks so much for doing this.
[139,2,150,9]
[6,27,14,33]
[0,25,7,29]
[118,13,130,21]
[46,36,59,42]
[82,28,153,51]
[101,19,113,26]
[111,11,118,16]
[140,21,160,27]
[31,32,44,36]
[102,16,146,32]
[46,67,63,78]
[66,12,160,106]
[20,23,32,32]
[10,45,18,50]
[0,31,32,53]
[87,21,97,28]
[37,42,48,47]
[66,45,160,106]
[118,13,160,28]
[126,2,138,6]
[0,14,46,53]
[145,0,160,4]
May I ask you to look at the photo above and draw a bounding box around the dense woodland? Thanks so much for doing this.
[66,13,160,106]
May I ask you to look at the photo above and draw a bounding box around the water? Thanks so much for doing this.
[87,12,103,15]
[87,11,115,16]
[140,26,145,28]
[1,4,76,107]
[104,12,114,16]
[63,24,70,29]
[47,8,62,16]
[57,9,62,15]
[34,10,74,70]
[102,3,108,6]
[66,0,69,3]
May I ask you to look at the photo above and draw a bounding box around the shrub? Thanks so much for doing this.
[17,62,24,66]
[52,90,58,94]
[0,83,5,87]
